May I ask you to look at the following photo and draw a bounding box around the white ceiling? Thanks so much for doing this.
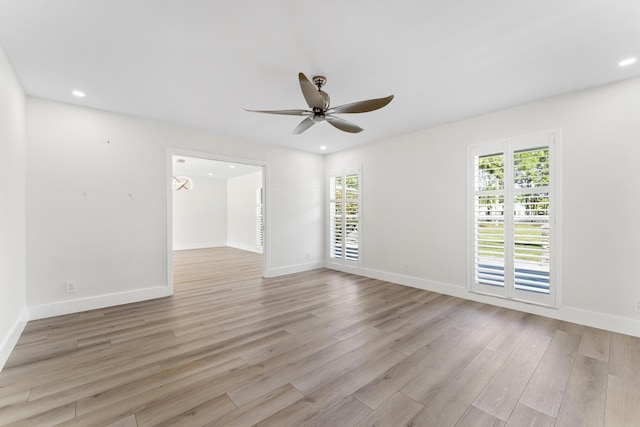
[173,156,261,179]
[1,0,639,154]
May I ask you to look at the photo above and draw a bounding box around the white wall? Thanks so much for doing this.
[228,170,262,253]
[326,77,640,337]
[0,45,27,369]
[26,97,325,319]
[173,176,227,250]
[268,149,325,272]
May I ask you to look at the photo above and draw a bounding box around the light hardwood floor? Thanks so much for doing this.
[1,247,639,426]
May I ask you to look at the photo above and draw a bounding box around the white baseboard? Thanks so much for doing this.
[266,260,325,278]
[173,242,227,251]
[0,309,28,372]
[326,264,640,338]
[559,306,640,338]
[227,242,263,254]
[28,286,172,321]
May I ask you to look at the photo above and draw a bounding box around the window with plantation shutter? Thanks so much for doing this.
[256,188,264,250]
[469,130,560,307]
[329,168,360,265]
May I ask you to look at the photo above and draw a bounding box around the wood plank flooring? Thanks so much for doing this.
[1,247,639,426]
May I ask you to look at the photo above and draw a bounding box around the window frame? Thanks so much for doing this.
[467,130,561,308]
[327,166,362,268]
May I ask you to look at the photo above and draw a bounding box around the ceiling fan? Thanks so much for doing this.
[245,72,393,134]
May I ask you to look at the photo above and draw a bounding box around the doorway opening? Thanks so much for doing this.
[167,150,267,294]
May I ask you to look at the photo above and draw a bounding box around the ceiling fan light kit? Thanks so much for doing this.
[245,72,393,134]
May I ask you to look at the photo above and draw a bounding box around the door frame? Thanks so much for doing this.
[166,148,269,295]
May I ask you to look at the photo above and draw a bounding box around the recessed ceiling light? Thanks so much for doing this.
[229,165,235,169]
[208,172,213,176]
[320,146,327,151]
[619,57,637,67]
[72,90,86,97]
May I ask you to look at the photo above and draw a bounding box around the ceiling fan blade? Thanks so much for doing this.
[329,95,394,114]
[298,73,328,110]
[293,117,316,134]
[325,115,364,133]
[244,108,311,116]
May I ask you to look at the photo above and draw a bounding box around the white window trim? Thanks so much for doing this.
[467,129,562,308]
[327,166,362,268]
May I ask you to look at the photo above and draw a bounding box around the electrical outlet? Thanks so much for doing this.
[65,281,76,293]
[306,252,311,261]
[403,264,410,272]
[635,298,640,313]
